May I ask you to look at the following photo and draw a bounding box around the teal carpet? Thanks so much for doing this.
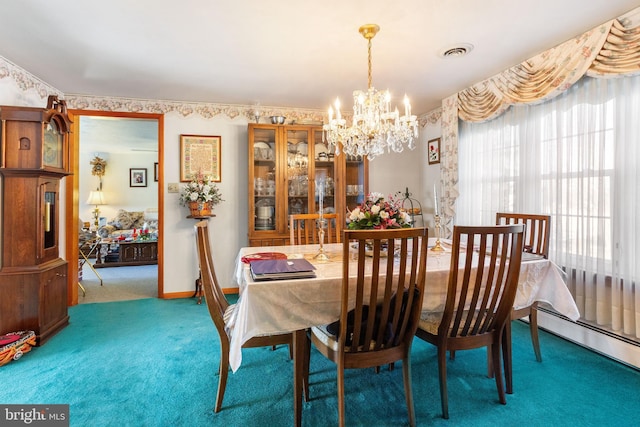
[1,297,639,426]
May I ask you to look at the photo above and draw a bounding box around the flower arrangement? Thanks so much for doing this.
[179,172,223,207]
[347,192,411,230]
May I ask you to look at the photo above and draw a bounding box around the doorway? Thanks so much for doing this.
[65,110,164,306]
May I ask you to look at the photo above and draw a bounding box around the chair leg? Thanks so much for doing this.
[302,333,310,402]
[402,356,416,427]
[437,346,449,419]
[487,347,494,378]
[337,360,346,427]
[271,344,294,360]
[215,351,230,413]
[529,302,542,362]
[491,342,507,405]
[502,322,513,394]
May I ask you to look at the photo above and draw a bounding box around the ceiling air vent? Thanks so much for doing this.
[440,43,474,58]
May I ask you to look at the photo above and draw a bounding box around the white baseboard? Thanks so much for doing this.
[537,310,640,370]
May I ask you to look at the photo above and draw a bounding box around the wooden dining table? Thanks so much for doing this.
[230,241,580,426]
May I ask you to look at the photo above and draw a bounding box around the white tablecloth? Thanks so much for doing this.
[229,243,579,372]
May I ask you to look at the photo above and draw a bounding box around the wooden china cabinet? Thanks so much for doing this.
[0,96,71,344]
[248,123,368,247]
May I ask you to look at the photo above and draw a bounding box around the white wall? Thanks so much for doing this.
[420,119,442,230]
[369,117,441,231]
[79,150,158,223]
[0,71,62,107]
[162,115,249,294]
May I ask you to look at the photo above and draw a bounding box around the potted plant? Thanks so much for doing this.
[179,172,224,217]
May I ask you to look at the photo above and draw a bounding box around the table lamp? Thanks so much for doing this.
[86,190,106,231]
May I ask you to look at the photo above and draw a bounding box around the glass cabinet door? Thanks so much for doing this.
[345,153,366,211]
[311,129,336,215]
[252,127,277,231]
[286,128,310,217]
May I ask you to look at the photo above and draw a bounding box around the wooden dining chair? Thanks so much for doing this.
[496,212,551,363]
[194,220,308,412]
[308,227,429,427]
[416,224,524,419]
[289,213,341,245]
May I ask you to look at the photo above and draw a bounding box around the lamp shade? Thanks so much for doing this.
[86,190,106,206]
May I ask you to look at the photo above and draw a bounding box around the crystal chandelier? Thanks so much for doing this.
[323,24,419,160]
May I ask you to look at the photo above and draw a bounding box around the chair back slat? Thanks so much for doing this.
[289,213,341,245]
[341,228,428,353]
[496,213,550,258]
[440,225,525,340]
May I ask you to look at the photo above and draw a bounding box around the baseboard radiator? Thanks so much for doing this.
[536,306,640,370]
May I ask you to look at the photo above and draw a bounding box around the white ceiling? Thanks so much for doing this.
[79,116,159,154]
[2,1,639,117]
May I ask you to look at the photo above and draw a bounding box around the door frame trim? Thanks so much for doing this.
[65,110,164,305]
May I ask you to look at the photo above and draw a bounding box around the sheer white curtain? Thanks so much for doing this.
[457,75,640,340]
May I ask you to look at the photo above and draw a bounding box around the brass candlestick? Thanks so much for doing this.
[431,214,445,252]
[314,218,330,261]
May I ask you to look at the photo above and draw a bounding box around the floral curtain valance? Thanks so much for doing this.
[439,6,640,234]
[587,16,640,77]
[457,7,640,123]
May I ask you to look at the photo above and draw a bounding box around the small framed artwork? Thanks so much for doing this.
[180,134,221,182]
[154,162,159,182]
[130,168,147,187]
[428,138,441,165]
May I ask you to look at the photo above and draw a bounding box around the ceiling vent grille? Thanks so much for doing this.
[440,43,474,58]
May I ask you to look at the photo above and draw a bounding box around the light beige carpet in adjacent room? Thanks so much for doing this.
[78,264,158,304]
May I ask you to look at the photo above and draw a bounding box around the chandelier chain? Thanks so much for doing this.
[367,37,373,90]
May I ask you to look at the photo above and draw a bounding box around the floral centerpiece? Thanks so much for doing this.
[347,192,411,230]
[179,172,223,216]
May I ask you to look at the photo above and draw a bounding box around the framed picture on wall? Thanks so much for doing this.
[180,134,221,182]
[154,162,159,182]
[130,168,147,187]
[428,138,441,165]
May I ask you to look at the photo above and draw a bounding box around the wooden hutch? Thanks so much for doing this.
[0,96,71,344]
[248,123,368,246]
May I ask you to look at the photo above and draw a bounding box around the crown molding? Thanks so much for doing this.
[2,55,440,127]
[0,56,63,100]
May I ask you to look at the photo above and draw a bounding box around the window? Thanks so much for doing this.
[458,75,640,341]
